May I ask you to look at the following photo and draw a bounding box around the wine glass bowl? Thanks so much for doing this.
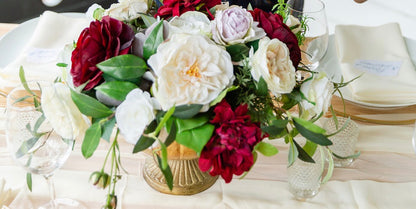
[287,0,329,71]
[5,81,83,209]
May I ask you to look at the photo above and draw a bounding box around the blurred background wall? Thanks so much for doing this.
[0,0,116,23]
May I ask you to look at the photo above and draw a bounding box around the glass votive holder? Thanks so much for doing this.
[324,116,359,167]
[287,148,323,201]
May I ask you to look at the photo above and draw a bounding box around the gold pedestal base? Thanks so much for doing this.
[143,157,218,195]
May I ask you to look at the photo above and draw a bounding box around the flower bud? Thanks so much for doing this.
[89,171,111,189]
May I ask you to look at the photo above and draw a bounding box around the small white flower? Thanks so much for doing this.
[116,89,158,144]
[300,72,334,118]
[148,33,234,111]
[105,0,148,21]
[211,6,266,45]
[250,37,296,96]
[41,83,89,139]
[169,11,212,36]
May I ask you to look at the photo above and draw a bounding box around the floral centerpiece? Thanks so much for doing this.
[56,0,346,207]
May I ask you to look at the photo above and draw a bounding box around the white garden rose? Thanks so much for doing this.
[300,72,334,118]
[211,6,266,45]
[105,0,148,21]
[148,33,234,111]
[169,11,211,36]
[41,83,89,139]
[115,89,158,144]
[250,37,296,96]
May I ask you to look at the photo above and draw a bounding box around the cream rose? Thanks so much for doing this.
[211,6,265,45]
[41,83,89,139]
[105,0,148,21]
[169,11,211,36]
[115,89,158,144]
[300,72,334,118]
[148,33,234,111]
[286,15,302,34]
[250,37,296,96]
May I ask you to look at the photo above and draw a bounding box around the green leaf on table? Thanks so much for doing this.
[156,154,173,191]
[81,123,102,159]
[172,104,203,119]
[293,140,315,163]
[26,173,32,192]
[293,118,332,146]
[226,43,250,62]
[97,54,147,80]
[16,137,39,158]
[143,21,165,60]
[255,141,279,157]
[101,117,116,142]
[176,123,215,154]
[70,89,113,118]
[95,81,138,101]
[210,85,238,107]
[256,77,268,96]
[133,135,155,153]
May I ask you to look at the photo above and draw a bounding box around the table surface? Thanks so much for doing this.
[1,1,416,208]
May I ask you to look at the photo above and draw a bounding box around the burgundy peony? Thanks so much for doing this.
[250,8,301,68]
[199,100,265,183]
[155,0,220,19]
[71,16,134,91]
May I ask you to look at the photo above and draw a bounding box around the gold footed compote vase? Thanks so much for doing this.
[5,81,85,209]
[143,142,218,195]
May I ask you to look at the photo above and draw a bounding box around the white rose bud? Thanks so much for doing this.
[105,0,148,21]
[169,11,212,36]
[41,83,89,139]
[115,89,158,144]
[250,37,296,96]
[300,72,334,118]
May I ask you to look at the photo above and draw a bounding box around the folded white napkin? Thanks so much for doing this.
[0,11,90,90]
[335,23,416,105]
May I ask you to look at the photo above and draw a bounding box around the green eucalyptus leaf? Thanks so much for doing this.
[101,117,116,142]
[81,123,102,159]
[332,151,361,159]
[70,89,113,118]
[226,43,250,62]
[175,123,215,154]
[261,119,289,138]
[133,136,155,153]
[164,121,177,147]
[144,120,158,134]
[173,104,203,119]
[303,140,318,157]
[15,137,39,158]
[293,118,332,146]
[210,85,238,107]
[288,139,298,167]
[256,77,268,96]
[95,81,138,101]
[255,142,279,157]
[293,117,326,134]
[156,154,173,191]
[322,147,334,184]
[26,173,32,192]
[97,54,147,80]
[140,13,157,27]
[175,115,210,133]
[143,21,165,60]
[293,140,315,163]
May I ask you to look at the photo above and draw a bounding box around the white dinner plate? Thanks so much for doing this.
[320,34,416,108]
[0,12,85,68]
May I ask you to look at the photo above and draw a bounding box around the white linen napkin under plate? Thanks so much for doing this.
[0,11,90,90]
[335,23,416,105]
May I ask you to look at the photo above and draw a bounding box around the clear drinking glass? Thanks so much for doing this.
[287,0,329,71]
[324,117,359,167]
[287,147,323,200]
[5,81,84,209]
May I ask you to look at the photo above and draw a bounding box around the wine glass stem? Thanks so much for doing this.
[44,174,57,209]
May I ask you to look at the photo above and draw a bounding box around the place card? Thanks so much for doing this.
[353,60,402,76]
[25,48,61,64]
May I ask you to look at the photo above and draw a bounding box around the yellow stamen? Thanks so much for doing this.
[186,62,201,78]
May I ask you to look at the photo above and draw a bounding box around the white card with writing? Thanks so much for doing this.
[26,48,61,64]
[353,60,402,76]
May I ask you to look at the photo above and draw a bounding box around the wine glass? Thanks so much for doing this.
[5,81,85,209]
[287,0,329,71]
